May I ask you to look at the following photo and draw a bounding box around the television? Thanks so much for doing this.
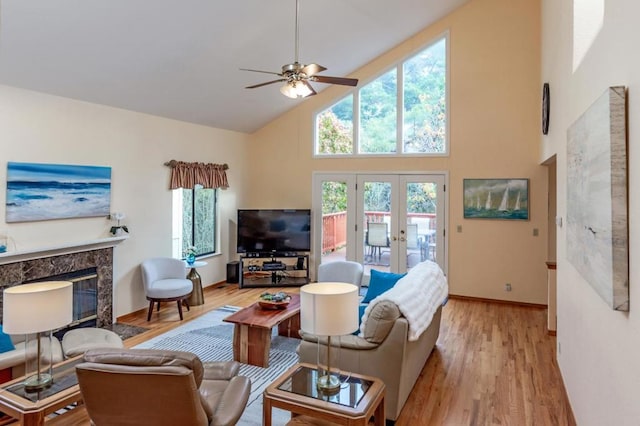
[236,209,311,254]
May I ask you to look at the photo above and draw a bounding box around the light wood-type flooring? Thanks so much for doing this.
[47,283,576,426]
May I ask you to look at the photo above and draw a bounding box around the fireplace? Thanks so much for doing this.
[25,267,99,328]
[0,248,114,328]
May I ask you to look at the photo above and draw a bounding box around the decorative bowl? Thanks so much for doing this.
[258,292,291,310]
[258,299,290,310]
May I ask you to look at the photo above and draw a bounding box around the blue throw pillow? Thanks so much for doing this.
[0,325,15,353]
[362,269,406,303]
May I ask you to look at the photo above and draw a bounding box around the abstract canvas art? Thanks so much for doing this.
[6,162,111,222]
[463,179,529,220]
[567,86,629,311]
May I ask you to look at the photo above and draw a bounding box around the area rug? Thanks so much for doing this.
[134,306,297,425]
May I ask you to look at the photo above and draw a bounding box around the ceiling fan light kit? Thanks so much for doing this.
[280,80,313,99]
[242,0,358,98]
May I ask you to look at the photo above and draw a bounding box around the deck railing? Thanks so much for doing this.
[321,211,436,253]
[321,212,347,253]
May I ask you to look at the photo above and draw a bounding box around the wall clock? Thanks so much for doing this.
[542,82,550,135]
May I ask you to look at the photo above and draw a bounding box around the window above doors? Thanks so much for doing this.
[314,34,449,157]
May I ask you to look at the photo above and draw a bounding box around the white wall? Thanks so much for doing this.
[0,85,250,318]
[541,0,640,423]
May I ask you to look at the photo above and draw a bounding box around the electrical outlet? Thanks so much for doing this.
[457,225,462,233]
[533,228,539,236]
[505,283,512,292]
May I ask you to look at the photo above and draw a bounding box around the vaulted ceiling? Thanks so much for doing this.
[0,0,469,133]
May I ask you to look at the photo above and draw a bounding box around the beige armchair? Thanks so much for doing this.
[76,348,251,426]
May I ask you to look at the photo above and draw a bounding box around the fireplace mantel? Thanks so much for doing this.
[0,235,129,265]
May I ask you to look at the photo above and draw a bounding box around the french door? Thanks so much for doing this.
[312,172,447,280]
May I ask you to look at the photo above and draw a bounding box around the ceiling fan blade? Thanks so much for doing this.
[302,80,317,96]
[312,75,359,86]
[245,79,287,89]
[240,68,283,77]
[301,63,327,77]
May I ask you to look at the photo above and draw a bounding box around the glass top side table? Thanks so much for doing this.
[263,362,386,426]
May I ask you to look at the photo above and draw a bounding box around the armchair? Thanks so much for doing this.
[141,257,193,321]
[317,261,364,290]
[76,348,251,426]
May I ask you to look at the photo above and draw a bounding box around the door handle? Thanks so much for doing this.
[399,237,405,242]
[391,236,398,241]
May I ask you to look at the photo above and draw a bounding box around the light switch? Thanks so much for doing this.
[533,228,539,236]
[456,225,462,233]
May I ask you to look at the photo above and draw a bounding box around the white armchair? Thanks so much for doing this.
[317,261,364,290]
[141,257,193,321]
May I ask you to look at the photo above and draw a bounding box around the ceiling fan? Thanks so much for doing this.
[241,0,358,99]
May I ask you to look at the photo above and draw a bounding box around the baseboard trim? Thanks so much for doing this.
[448,294,547,309]
[116,280,226,323]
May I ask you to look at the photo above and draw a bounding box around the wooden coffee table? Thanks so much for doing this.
[223,294,300,367]
[263,362,386,426]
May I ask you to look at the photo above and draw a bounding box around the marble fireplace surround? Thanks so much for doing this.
[0,237,127,328]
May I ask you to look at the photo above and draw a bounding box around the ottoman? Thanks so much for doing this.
[62,328,124,358]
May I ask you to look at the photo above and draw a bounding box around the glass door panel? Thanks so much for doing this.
[361,179,393,276]
[312,174,356,273]
[402,177,443,273]
[320,180,348,263]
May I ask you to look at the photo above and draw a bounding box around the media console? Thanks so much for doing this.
[239,253,309,288]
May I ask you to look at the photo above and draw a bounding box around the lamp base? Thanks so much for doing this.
[316,374,341,394]
[24,373,53,392]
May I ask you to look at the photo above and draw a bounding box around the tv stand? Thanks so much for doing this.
[239,253,309,288]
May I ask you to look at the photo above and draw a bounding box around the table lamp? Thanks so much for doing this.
[2,281,73,391]
[300,282,359,392]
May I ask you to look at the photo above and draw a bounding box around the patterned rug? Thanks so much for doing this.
[134,306,298,425]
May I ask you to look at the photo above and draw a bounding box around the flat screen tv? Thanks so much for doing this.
[237,209,311,254]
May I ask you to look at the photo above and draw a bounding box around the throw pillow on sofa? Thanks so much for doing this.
[362,269,406,303]
[0,326,15,353]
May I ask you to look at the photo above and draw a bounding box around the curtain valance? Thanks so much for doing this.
[164,160,229,190]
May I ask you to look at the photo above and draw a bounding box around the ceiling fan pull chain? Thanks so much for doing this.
[294,0,300,64]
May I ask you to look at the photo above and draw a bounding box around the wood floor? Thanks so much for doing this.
[53,283,576,426]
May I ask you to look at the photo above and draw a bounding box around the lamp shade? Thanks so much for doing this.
[300,282,359,336]
[3,281,73,334]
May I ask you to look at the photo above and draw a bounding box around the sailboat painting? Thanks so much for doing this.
[463,179,529,220]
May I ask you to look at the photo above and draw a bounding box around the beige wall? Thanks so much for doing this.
[0,85,250,318]
[248,0,548,304]
[542,0,640,423]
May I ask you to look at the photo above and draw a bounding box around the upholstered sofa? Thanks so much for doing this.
[298,260,448,423]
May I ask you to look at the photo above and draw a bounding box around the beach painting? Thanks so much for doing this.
[6,162,111,222]
[463,178,529,220]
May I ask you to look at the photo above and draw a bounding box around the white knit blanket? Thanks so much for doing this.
[359,260,448,341]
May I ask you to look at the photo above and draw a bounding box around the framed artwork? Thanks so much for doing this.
[6,162,112,223]
[567,86,628,311]
[463,178,529,220]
